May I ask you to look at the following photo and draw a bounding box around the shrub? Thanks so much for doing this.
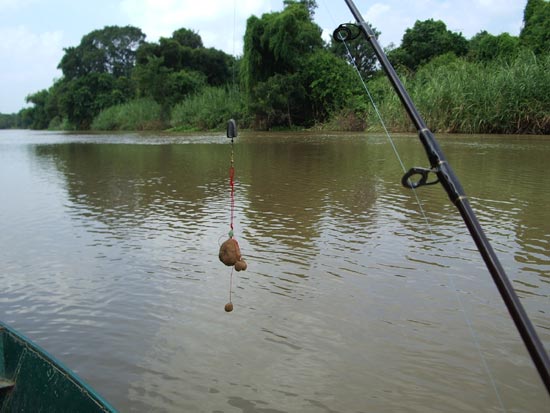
[170,86,245,131]
[91,98,164,130]
[363,52,550,134]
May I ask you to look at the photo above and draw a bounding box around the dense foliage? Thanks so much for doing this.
[388,19,469,71]
[0,113,20,129]
[1,0,548,134]
[520,0,550,55]
[365,52,550,134]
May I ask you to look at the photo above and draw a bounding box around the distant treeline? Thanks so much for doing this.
[0,113,19,129]
[1,0,549,134]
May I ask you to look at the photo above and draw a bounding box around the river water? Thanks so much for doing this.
[0,129,548,412]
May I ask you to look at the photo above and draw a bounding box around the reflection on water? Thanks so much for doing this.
[0,130,548,412]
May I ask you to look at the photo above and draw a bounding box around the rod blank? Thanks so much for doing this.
[342,0,550,393]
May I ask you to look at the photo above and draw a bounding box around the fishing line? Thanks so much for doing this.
[321,0,429,227]
[339,38,433,231]
[218,2,247,314]
[228,267,234,311]
[218,123,248,312]
[231,0,237,101]
[230,137,235,233]
[232,0,237,58]
[343,38,506,412]
[322,1,506,409]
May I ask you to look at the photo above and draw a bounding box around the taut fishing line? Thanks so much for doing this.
[218,1,247,313]
[321,1,506,409]
[218,123,248,312]
[231,0,237,101]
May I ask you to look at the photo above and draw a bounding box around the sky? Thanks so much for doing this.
[0,0,526,114]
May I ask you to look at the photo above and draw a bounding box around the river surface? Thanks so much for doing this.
[0,129,548,412]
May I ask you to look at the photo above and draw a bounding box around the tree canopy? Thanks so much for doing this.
[172,28,203,49]
[8,0,547,134]
[59,26,145,80]
[242,1,323,90]
[388,19,468,71]
[468,31,520,62]
[21,25,233,129]
[520,0,550,54]
[241,0,326,128]
[329,24,380,79]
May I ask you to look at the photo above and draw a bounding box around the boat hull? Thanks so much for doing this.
[0,321,117,412]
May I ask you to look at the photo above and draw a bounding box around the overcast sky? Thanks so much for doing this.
[0,0,525,114]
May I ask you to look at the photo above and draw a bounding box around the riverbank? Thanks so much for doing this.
[3,52,548,135]
[92,53,550,136]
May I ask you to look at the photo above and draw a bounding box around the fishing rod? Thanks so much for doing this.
[336,0,550,394]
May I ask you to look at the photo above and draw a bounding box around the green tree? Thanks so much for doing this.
[388,19,468,71]
[36,25,147,129]
[192,48,233,86]
[0,113,17,129]
[25,89,52,129]
[520,0,550,54]
[329,23,380,79]
[283,0,318,17]
[468,31,520,62]
[136,30,233,86]
[16,108,33,129]
[242,2,323,91]
[241,1,323,128]
[58,25,145,79]
[157,38,183,70]
[164,70,206,106]
[132,55,206,110]
[172,28,203,48]
[132,55,169,101]
[60,73,128,129]
[249,73,307,128]
[302,49,361,122]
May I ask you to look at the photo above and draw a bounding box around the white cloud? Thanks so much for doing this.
[0,26,64,113]
[358,0,524,46]
[0,0,35,9]
[119,0,280,54]
[364,3,390,21]
[0,0,526,113]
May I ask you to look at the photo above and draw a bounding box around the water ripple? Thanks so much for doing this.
[1,130,548,412]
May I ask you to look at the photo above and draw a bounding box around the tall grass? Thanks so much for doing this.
[91,98,164,131]
[365,52,550,134]
[170,86,245,131]
[89,54,548,134]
